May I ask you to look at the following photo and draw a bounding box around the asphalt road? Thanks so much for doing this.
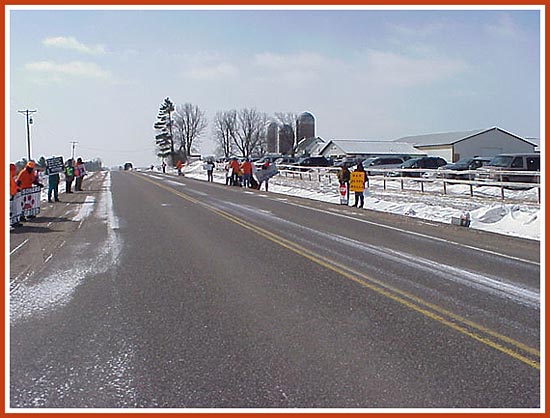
[9,170,541,409]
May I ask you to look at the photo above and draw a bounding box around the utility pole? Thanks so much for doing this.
[18,109,37,161]
[70,141,78,161]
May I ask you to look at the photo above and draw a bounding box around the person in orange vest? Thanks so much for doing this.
[229,157,240,186]
[176,160,184,176]
[10,163,19,197]
[16,161,43,221]
[16,161,43,190]
[240,158,253,188]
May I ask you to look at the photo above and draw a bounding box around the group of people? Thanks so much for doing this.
[51,157,87,200]
[224,157,272,191]
[337,163,368,208]
[9,157,87,227]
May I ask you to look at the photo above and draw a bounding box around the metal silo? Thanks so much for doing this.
[266,121,279,154]
[278,124,294,155]
[296,111,315,142]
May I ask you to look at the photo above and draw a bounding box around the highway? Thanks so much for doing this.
[9,170,541,409]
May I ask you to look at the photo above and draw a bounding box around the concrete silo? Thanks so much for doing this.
[266,121,279,154]
[296,111,315,142]
[278,124,294,155]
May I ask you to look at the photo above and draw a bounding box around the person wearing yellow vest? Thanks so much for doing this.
[350,163,367,208]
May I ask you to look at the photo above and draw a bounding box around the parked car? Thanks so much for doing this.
[333,157,360,168]
[361,156,405,175]
[291,156,332,171]
[475,153,540,184]
[391,156,447,177]
[274,156,298,166]
[436,156,492,180]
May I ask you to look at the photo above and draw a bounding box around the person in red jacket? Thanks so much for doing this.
[176,160,184,176]
[240,158,253,188]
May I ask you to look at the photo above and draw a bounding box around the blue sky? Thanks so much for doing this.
[8,7,541,167]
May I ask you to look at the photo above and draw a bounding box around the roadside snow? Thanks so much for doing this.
[178,161,541,242]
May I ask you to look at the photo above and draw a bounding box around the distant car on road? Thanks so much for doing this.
[124,162,133,170]
[437,157,492,180]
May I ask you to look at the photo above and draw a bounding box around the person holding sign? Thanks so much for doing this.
[349,162,368,208]
[46,161,61,203]
[337,165,351,205]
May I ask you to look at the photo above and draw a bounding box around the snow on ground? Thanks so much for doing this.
[39,165,541,241]
[177,161,542,242]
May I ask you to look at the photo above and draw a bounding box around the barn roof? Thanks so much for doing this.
[320,140,423,155]
[394,127,536,147]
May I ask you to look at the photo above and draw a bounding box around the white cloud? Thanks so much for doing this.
[361,49,468,87]
[25,60,112,80]
[42,36,107,55]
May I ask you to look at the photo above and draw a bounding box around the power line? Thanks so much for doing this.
[18,109,37,160]
[70,141,78,160]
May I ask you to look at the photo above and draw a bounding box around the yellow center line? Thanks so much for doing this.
[134,173,541,370]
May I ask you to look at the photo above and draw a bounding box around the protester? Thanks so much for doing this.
[46,161,60,202]
[205,160,215,182]
[337,165,351,205]
[9,163,22,227]
[10,163,19,197]
[64,159,75,193]
[176,160,184,176]
[162,161,167,173]
[229,157,240,186]
[241,158,253,188]
[16,161,43,220]
[74,157,86,191]
[258,159,271,191]
[16,161,43,190]
[352,163,367,208]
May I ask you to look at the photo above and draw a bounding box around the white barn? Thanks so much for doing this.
[319,139,425,160]
[394,127,537,163]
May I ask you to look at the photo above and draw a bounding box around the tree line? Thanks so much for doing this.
[154,97,299,164]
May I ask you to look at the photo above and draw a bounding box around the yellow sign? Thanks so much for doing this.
[349,172,366,192]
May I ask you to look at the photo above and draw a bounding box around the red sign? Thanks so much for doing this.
[339,184,347,196]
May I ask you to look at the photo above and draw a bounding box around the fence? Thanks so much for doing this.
[274,166,541,203]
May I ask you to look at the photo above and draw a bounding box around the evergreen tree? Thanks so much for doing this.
[154,97,175,162]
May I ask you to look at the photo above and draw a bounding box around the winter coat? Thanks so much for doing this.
[16,165,41,189]
[10,164,19,196]
[241,161,253,175]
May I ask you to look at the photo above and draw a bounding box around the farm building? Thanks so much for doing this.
[319,139,425,160]
[394,127,537,163]
[295,136,326,156]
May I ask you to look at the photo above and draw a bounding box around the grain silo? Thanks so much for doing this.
[266,121,279,153]
[296,111,315,142]
[278,124,294,155]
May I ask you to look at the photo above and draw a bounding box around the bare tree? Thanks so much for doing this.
[173,103,208,161]
[213,110,238,159]
[234,108,267,158]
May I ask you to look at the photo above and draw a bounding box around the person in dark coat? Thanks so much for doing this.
[46,162,60,202]
[64,159,74,193]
